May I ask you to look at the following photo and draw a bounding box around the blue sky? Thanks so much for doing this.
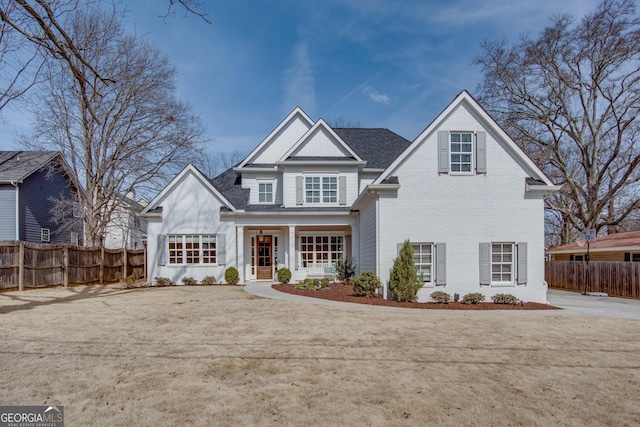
[0,0,601,158]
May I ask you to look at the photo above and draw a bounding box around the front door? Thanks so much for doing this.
[257,235,272,280]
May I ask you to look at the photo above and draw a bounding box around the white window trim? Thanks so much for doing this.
[167,234,217,266]
[70,232,79,246]
[298,233,345,269]
[304,175,339,205]
[450,131,474,175]
[412,242,434,287]
[41,228,50,242]
[491,242,516,287]
[257,180,274,204]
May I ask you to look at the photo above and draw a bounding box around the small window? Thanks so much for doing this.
[70,232,79,246]
[73,202,82,218]
[412,243,433,284]
[258,182,273,203]
[41,228,50,242]
[491,243,514,283]
[450,132,473,173]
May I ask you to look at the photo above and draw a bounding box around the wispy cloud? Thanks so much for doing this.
[361,86,391,105]
[282,41,316,114]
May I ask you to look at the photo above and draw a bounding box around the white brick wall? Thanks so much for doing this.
[376,103,548,303]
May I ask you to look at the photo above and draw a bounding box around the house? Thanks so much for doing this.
[140,90,559,303]
[0,151,84,245]
[546,230,640,262]
[103,194,147,250]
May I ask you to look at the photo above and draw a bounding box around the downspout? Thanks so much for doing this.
[374,191,386,299]
[11,181,19,240]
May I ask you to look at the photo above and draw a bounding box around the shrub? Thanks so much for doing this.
[335,257,357,282]
[492,293,520,305]
[124,275,136,289]
[430,291,451,303]
[352,271,382,297]
[277,268,292,284]
[295,281,306,290]
[153,277,172,286]
[320,278,330,288]
[181,276,197,285]
[462,292,485,304]
[224,267,239,285]
[389,240,423,302]
[200,276,217,285]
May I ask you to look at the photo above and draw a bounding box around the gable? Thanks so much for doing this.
[280,120,362,162]
[240,108,314,166]
[141,164,235,215]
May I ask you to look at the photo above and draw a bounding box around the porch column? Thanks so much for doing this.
[288,226,296,273]
[237,226,245,283]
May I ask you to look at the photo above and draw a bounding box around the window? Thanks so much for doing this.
[491,243,514,283]
[412,243,433,283]
[305,176,338,204]
[258,182,273,203]
[450,132,473,173]
[41,228,50,242]
[168,234,217,265]
[70,232,79,246]
[73,202,82,218]
[299,235,344,267]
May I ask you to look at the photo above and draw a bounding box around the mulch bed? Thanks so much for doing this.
[272,283,561,310]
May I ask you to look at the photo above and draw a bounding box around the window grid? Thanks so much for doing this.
[450,132,473,173]
[71,232,79,246]
[305,177,321,203]
[322,177,337,203]
[305,176,338,204]
[491,243,514,283]
[41,228,50,242]
[258,182,273,203]
[168,235,217,265]
[412,243,433,283]
[299,235,344,268]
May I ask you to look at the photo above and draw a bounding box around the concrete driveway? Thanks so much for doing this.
[245,282,640,319]
[546,288,640,319]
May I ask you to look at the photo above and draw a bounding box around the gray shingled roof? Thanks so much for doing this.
[0,151,59,182]
[210,164,250,210]
[333,128,411,169]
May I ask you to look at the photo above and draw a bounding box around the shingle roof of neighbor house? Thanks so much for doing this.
[547,230,640,253]
[0,151,59,182]
[210,128,412,210]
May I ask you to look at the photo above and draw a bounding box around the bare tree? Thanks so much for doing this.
[475,0,640,241]
[0,0,209,113]
[195,149,244,179]
[23,5,206,246]
[327,116,361,128]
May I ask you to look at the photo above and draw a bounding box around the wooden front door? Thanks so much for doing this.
[257,235,273,280]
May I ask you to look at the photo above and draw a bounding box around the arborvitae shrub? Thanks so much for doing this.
[389,240,423,302]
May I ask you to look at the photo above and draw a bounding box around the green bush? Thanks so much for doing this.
[335,257,357,282]
[492,293,520,305]
[224,267,239,285]
[352,271,382,297]
[320,278,330,288]
[389,240,423,302]
[124,275,137,289]
[430,291,451,303]
[295,281,306,290]
[462,292,485,304]
[181,276,197,285]
[200,276,217,285]
[153,277,172,286]
[277,268,292,284]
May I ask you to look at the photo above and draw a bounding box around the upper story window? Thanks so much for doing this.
[258,182,273,203]
[306,176,337,204]
[450,132,473,173]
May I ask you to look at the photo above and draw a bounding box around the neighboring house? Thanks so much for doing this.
[103,194,147,249]
[140,91,559,302]
[546,230,640,262]
[0,151,84,245]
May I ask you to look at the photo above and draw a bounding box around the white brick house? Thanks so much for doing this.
[140,90,559,303]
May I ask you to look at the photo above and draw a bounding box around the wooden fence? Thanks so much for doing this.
[0,241,145,291]
[545,261,640,298]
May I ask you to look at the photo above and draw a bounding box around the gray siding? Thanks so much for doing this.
[0,185,17,240]
[20,169,83,245]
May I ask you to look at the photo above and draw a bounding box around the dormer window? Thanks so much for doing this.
[258,181,273,203]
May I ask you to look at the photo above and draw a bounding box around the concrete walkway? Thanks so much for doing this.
[244,282,640,319]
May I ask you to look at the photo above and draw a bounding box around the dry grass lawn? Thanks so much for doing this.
[0,285,639,426]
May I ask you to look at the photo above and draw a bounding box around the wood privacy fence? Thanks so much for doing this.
[545,261,640,298]
[0,241,145,291]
